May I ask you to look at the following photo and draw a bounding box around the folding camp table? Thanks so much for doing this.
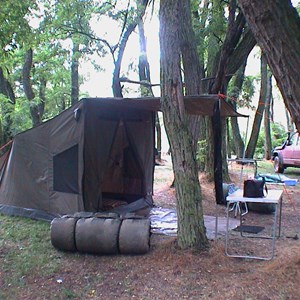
[225,189,283,260]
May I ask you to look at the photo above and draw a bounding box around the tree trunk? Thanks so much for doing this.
[204,20,255,178]
[207,1,246,182]
[0,68,15,104]
[264,72,272,160]
[138,19,152,97]
[112,22,139,97]
[22,49,35,102]
[27,77,46,126]
[226,29,256,77]
[112,2,148,98]
[71,42,79,105]
[137,16,162,161]
[229,61,247,158]
[38,77,46,119]
[179,0,206,152]
[22,48,43,127]
[159,0,208,250]
[238,0,300,131]
[209,4,246,94]
[285,108,294,132]
[0,67,15,145]
[245,53,268,158]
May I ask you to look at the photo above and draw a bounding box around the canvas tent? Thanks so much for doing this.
[0,96,244,221]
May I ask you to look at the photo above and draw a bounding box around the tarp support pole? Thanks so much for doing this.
[213,99,224,205]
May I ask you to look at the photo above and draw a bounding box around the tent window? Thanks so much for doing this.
[53,144,79,194]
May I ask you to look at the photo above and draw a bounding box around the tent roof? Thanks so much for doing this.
[82,95,246,117]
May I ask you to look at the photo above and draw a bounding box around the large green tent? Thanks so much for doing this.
[0,96,244,221]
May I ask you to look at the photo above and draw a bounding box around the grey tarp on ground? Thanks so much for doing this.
[149,207,240,240]
[0,96,245,221]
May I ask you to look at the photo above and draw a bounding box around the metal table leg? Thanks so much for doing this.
[225,200,279,260]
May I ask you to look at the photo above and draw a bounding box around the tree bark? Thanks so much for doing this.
[209,5,246,94]
[0,68,15,104]
[264,72,272,160]
[22,48,44,127]
[137,16,162,161]
[38,77,46,119]
[179,0,206,153]
[238,0,300,131]
[112,23,136,97]
[0,67,15,145]
[285,108,294,132]
[159,0,208,250]
[22,49,35,102]
[71,42,79,105]
[112,2,148,97]
[206,1,246,182]
[226,29,256,77]
[229,61,247,158]
[138,19,152,96]
[245,53,268,158]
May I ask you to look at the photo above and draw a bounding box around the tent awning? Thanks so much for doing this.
[81,95,247,117]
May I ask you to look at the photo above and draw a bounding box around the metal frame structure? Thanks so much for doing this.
[225,189,283,260]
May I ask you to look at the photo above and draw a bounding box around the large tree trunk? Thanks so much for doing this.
[159,0,208,250]
[238,0,300,131]
[245,53,268,158]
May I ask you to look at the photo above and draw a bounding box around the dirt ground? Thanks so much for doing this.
[11,156,300,299]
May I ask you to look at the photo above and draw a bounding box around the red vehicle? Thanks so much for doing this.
[272,132,300,173]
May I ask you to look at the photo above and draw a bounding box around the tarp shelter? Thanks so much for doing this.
[0,95,244,221]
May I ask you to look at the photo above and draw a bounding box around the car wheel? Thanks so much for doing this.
[274,156,284,173]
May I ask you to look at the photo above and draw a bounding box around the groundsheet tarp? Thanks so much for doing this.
[149,207,239,240]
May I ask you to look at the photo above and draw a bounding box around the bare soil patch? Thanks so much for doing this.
[2,156,300,299]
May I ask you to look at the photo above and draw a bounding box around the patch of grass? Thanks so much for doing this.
[61,287,80,299]
[0,214,61,295]
[256,160,275,174]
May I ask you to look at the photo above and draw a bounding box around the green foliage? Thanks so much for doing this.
[196,139,206,165]
[0,0,151,141]
[255,122,287,158]
[241,75,258,108]
[8,97,32,135]
[0,1,36,52]
[0,0,99,139]
[227,74,258,109]
[205,0,227,75]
